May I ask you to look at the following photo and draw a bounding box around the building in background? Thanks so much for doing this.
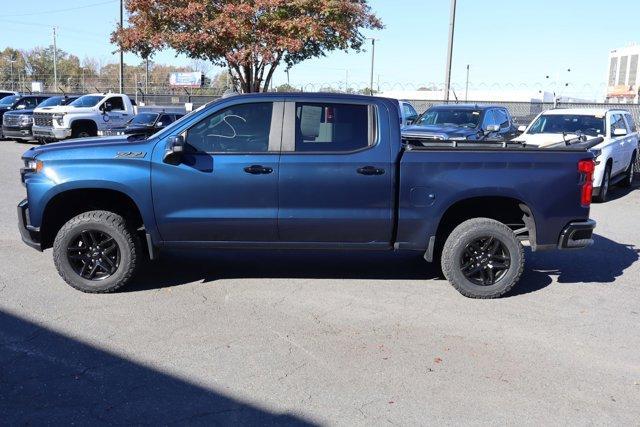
[606,44,640,103]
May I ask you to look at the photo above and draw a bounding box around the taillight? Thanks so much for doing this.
[578,159,595,207]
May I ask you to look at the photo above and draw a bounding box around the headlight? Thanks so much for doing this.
[19,114,32,126]
[25,159,44,173]
[52,113,66,126]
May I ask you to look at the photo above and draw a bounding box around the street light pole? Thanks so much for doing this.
[119,0,125,93]
[368,38,377,96]
[52,27,58,92]
[465,64,470,102]
[444,0,457,101]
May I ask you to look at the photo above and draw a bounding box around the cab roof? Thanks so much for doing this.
[542,108,630,116]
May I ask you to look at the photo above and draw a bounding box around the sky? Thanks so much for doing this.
[1,0,639,99]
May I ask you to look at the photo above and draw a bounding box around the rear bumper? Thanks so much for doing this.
[17,199,42,251]
[558,219,596,250]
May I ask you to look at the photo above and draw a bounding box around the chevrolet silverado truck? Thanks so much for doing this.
[3,96,78,142]
[18,93,597,298]
[32,93,135,142]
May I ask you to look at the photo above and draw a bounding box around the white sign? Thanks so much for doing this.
[169,72,203,88]
[31,81,44,93]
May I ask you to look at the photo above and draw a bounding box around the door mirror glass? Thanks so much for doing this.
[518,125,527,133]
[156,122,163,127]
[164,135,185,164]
[485,124,500,133]
[15,104,26,110]
[101,102,113,112]
[613,128,628,136]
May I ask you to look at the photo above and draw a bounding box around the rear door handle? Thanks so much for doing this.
[357,166,385,176]
[244,165,273,175]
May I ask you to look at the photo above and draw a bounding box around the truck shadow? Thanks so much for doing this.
[0,310,316,425]
[129,234,638,297]
[508,234,639,297]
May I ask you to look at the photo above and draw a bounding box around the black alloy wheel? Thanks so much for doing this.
[67,229,120,280]
[460,236,511,286]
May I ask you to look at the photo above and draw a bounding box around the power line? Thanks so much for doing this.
[1,0,117,17]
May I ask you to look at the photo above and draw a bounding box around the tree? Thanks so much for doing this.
[112,0,382,93]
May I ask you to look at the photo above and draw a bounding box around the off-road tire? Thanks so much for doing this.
[53,210,139,293]
[441,218,525,299]
[593,163,612,203]
[620,152,636,188]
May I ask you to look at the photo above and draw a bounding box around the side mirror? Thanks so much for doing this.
[101,102,113,113]
[484,124,500,133]
[164,135,185,164]
[15,104,26,110]
[613,128,628,137]
[518,125,527,133]
[156,122,163,127]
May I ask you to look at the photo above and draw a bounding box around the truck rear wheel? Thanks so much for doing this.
[441,218,524,299]
[53,210,139,293]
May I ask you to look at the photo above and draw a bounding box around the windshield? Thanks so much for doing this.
[129,113,158,125]
[528,114,605,137]
[0,95,20,107]
[37,97,63,108]
[69,95,103,108]
[416,108,482,128]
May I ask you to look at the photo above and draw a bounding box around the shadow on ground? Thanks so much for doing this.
[126,233,638,298]
[509,234,640,296]
[0,310,316,425]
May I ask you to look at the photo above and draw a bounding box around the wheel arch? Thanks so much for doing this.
[40,187,146,250]
[426,196,536,262]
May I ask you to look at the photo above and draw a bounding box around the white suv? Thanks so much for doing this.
[516,108,638,202]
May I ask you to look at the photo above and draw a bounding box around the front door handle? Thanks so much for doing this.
[244,165,273,175]
[357,166,385,176]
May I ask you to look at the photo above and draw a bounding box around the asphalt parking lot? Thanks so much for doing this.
[0,140,639,425]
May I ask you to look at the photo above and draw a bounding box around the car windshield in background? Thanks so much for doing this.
[37,97,65,108]
[528,114,605,137]
[129,113,158,125]
[0,95,20,107]
[69,95,103,108]
[417,109,482,128]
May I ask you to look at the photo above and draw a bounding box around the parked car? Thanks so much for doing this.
[0,95,51,138]
[99,112,184,139]
[515,108,638,202]
[3,96,78,142]
[399,100,419,126]
[0,90,19,101]
[403,104,520,141]
[32,93,135,141]
[18,93,597,298]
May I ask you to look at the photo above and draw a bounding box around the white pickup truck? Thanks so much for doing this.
[515,108,638,202]
[32,93,135,142]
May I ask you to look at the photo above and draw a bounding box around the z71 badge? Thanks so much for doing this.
[116,151,146,158]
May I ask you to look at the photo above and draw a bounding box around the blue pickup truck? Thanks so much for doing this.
[18,93,597,298]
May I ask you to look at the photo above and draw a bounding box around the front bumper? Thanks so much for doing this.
[17,199,42,251]
[32,125,71,140]
[558,220,596,249]
[2,126,33,140]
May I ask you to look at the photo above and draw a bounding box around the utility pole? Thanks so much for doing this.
[119,0,125,93]
[368,38,377,96]
[9,60,15,91]
[465,64,470,102]
[444,0,457,101]
[52,27,58,92]
[145,57,149,95]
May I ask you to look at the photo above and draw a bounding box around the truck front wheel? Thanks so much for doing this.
[53,211,139,293]
[441,218,524,299]
[71,122,97,138]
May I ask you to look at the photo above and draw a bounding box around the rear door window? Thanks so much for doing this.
[610,114,628,135]
[294,103,371,152]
